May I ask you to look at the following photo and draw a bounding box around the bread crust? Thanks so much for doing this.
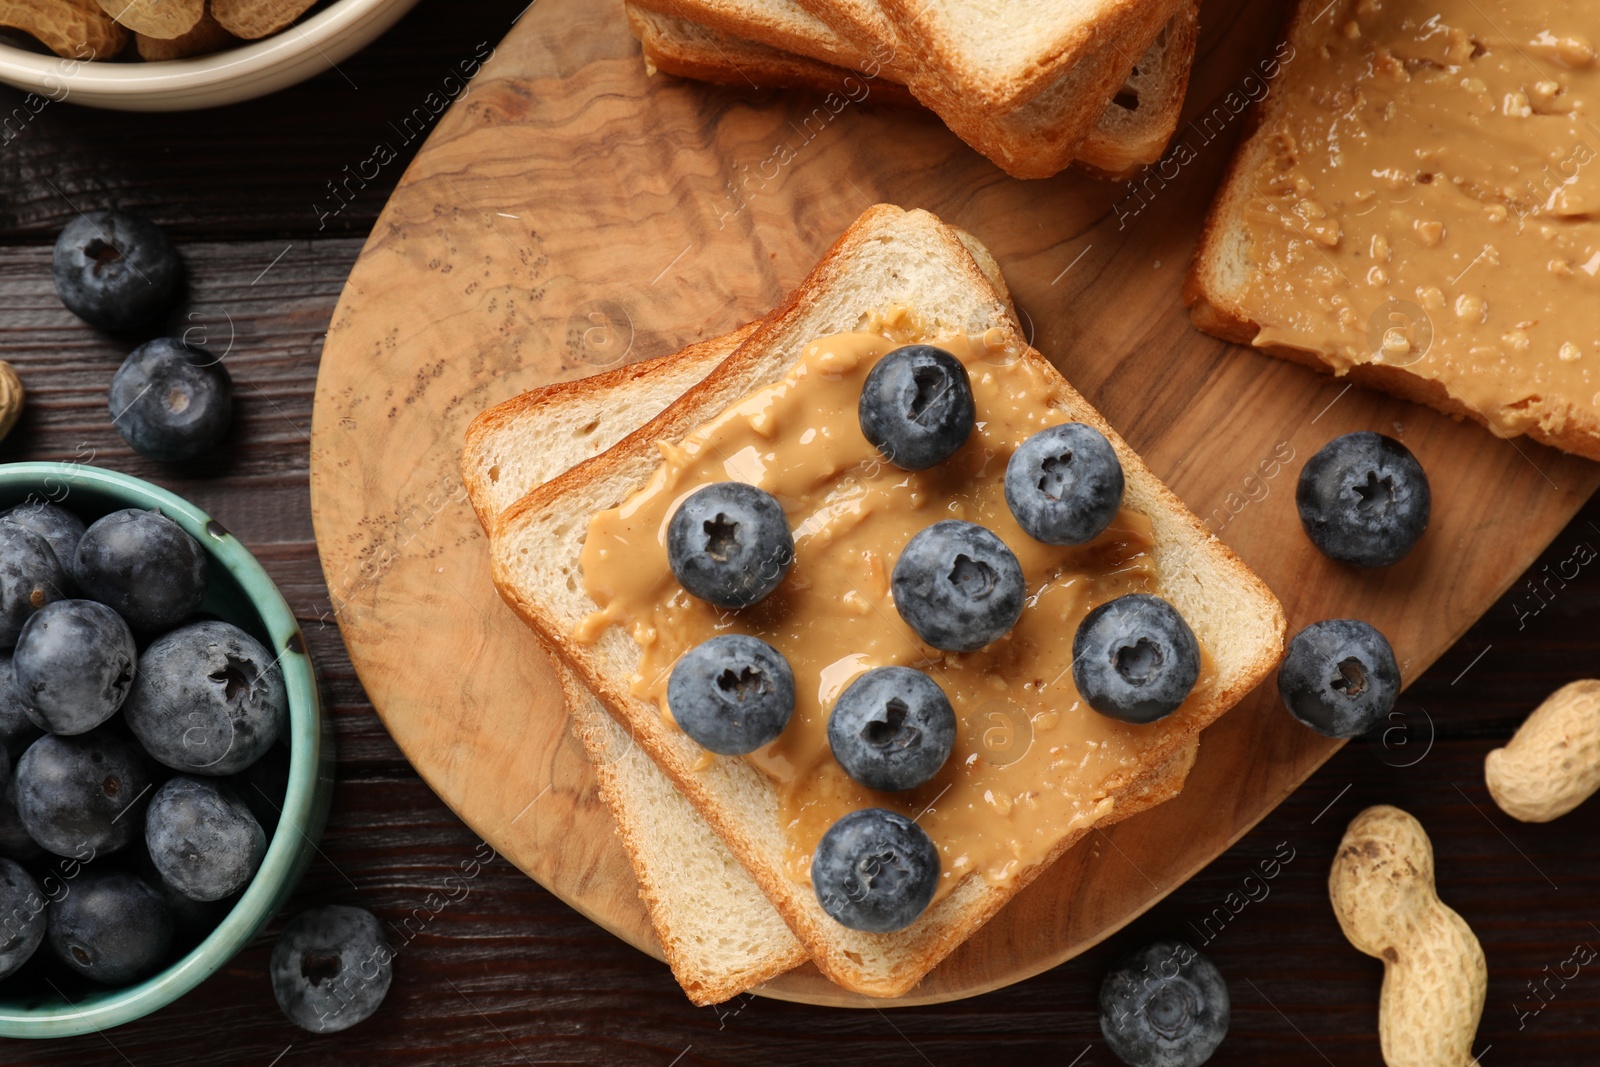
[488,205,1285,997]
[1183,0,1600,462]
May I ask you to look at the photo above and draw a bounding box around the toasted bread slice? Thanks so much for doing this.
[488,205,1286,996]
[624,2,918,107]
[463,228,1016,1003]
[874,0,1163,112]
[627,2,1197,178]
[1184,0,1600,461]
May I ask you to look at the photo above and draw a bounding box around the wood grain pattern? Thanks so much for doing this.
[309,0,1600,1008]
[0,68,1598,1058]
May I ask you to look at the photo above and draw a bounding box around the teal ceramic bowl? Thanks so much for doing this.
[0,463,332,1038]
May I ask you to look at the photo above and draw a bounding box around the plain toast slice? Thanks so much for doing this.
[874,0,1165,111]
[489,205,1286,996]
[626,2,1198,178]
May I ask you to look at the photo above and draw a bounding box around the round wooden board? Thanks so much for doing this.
[309,0,1600,1006]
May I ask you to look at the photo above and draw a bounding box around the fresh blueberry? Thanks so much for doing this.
[271,905,393,1033]
[124,620,286,776]
[0,523,67,648]
[0,777,40,862]
[109,338,233,461]
[231,742,290,836]
[1297,431,1430,567]
[1100,940,1230,1067]
[811,808,939,933]
[75,508,209,633]
[666,482,794,609]
[15,730,151,858]
[1277,619,1400,738]
[0,655,44,759]
[47,869,172,985]
[51,210,182,334]
[144,776,266,902]
[13,600,136,735]
[1,503,85,592]
[666,635,795,755]
[827,667,955,791]
[1073,594,1201,724]
[128,838,235,941]
[1005,422,1125,545]
[858,345,975,470]
[0,857,45,980]
[890,520,1024,652]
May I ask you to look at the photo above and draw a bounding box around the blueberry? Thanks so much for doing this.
[1005,422,1125,545]
[144,776,266,902]
[0,523,67,648]
[1297,431,1430,568]
[1100,940,1230,1067]
[0,655,44,759]
[271,905,393,1033]
[128,838,235,940]
[811,808,939,933]
[858,345,975,470]
[15,730,151,858]
[666,635,795,755]
[890,520,1024,652]
[231,742,290,836]
[47,869,173,985]
[75,508,209,633]
[0,857,46,980]
[2,503,85,592]
[666,482,794,609]
[0,777,40,862]
[109,338,233,461]
[1073,594,1201,724]
[827,667,955,791]
[1277,619,1400,738]
[51,210,182,334]
[124,620,286,776]
[13,600,136,735]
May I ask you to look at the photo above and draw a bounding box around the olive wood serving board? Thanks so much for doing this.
[308,0,1599,1006]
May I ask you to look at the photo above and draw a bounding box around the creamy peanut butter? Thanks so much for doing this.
[578,309,1214,899]
[1235,0,1599,434]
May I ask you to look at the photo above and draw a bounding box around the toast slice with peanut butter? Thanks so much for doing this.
[483,204,1285,997]
[464,231,1202,1004]
[1185,0,1600,460]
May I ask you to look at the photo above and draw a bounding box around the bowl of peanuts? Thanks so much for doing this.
[0,0,422,110]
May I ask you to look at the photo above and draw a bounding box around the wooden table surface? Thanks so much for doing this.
[2,1,1597,1062]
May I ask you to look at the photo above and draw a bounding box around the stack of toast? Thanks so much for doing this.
[624,0,1202,179]
[463,205,1285,1002]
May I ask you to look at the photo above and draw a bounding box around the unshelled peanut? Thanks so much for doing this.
[1329,805,1485,1067]
[1485,679,1600,822]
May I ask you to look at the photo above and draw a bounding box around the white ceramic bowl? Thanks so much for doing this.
[0,0,421,111]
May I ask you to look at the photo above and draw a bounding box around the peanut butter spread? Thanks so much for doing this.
[577,309,1215,899]
[1237,0,1600,434]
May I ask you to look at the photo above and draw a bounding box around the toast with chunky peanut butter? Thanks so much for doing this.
[485,205,1285,997]
[465,231,1204,1005]
[626,0,1197,178]
[1185,0,1600,460]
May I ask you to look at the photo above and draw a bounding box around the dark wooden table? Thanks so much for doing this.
[3,2,1598,1063]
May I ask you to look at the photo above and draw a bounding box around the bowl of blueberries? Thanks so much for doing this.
[0,462,330,1038]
